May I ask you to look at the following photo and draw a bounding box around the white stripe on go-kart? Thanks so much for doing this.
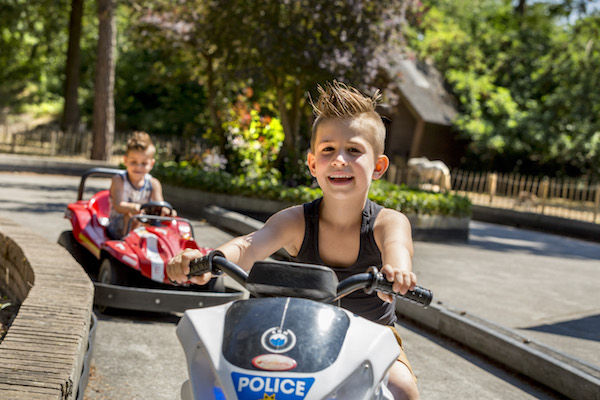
[135,228,164,282]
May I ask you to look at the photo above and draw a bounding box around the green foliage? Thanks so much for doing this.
[410,0,600,178]
[0,0,70,112]
[153,161,471,217]
[220,89,285,179]
[198,0,413,178]
[114,48,208,136]
[369,180,471,217]
[153,161,322,204]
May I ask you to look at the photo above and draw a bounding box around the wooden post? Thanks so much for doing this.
[50,130,58,155]
[532,176,539,211]
[488,173,497,204]
[388,163,397,184]
[408,117,425,160]
[540,177,549,215]
[593,184,600,224]
[458,170,466,192]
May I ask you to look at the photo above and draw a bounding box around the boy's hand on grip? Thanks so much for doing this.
[377,264,417,303]
[167,248,211,286]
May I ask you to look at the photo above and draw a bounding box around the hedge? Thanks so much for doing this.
[153,161,472,218]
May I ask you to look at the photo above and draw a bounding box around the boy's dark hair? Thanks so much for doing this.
[310,81,386,155]
[126,131,155,156]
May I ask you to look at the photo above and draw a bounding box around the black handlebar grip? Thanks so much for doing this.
[188,256,211,277]
[402,286,433,306]
[187,250,225,278]
[374,273,433,306]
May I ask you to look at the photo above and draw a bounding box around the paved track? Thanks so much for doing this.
[0,171,591,399]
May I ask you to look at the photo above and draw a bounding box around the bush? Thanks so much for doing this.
[153,162,471,218]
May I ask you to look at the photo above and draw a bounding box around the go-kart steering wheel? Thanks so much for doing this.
[140,201,174,217]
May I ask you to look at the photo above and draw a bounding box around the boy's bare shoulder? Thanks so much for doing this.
[150,176,162,189]
[265,205,304,227]
[263,205,305,255]
[110,173,124,189]
[374,207,412,234]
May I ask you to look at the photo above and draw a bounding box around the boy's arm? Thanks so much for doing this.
[150,178,176,216]
[167,206,304,285]
[109,175,140,215]
[374,208,416,303]
[150,178,164,201]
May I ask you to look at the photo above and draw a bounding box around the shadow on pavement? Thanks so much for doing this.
[523,314,600,342]
[467,222,600,260]
[397,317,568,400]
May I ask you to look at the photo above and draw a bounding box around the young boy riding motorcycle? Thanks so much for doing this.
[168,81,420,399]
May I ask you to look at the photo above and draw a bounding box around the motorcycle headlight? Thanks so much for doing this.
[323,361,374,400]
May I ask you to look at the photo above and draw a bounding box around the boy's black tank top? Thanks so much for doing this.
[291,197,396,326]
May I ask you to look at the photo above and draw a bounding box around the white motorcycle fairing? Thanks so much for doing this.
[177,296,400,400]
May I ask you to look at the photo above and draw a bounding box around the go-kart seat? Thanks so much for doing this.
[88,190,111,226]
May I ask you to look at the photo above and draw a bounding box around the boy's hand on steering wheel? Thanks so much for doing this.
[167,248,211,285]
[377,264,417,303]
[161,207,176,217]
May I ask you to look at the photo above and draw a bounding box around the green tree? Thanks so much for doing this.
[410,0,600,177]
[524,13,600,177]
[0,0,69,117]
[206,0,414,172]
[130,0,416,179]
[91,0,117,160]
[61,0,84,134]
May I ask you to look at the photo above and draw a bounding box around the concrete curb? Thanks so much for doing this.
[473,205,600,243]
[395,301,600,400]
[0,217,94,399]
[200,204,600,400]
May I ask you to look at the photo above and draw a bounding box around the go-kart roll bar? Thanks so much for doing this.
[77,167,123,201]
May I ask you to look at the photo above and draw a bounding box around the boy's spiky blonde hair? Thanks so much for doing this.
[310,81,386,155]
[126,131,155,156]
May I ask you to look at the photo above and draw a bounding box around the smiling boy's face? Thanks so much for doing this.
[307,117,388,199]
[124,148,155,182]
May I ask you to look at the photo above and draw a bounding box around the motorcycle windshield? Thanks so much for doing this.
[223,297,350,373]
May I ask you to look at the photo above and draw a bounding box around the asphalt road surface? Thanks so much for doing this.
[0,171,571,399]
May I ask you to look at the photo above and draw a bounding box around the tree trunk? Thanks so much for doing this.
[276,84,303,155]
[515,0,527,15]
[61,0,84,135]
[274,83,306,179]
[91,0,116,161]
[204,52,225,153]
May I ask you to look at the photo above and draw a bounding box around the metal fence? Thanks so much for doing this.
[386,165,600,224]
[0,123,201,162]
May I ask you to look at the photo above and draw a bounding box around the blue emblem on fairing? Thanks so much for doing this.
[270,333,286,347]
[261,327,296,353]
[232,372,314,400]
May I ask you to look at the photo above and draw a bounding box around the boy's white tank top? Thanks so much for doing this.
[109,171,153,219]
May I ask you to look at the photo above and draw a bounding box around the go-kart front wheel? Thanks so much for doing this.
[96,257,131,313]
[98,257,130,286]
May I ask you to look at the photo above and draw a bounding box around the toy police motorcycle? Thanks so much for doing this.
[177,254,432,400]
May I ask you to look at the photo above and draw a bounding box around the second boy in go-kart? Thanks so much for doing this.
[168,82,420,399]
[108,131,175,239]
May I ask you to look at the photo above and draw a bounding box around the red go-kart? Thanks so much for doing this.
[59,167,243,313]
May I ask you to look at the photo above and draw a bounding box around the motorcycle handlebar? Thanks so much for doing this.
[189,255,249,288]
[335,267,432,306]
[190,255,432,306]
